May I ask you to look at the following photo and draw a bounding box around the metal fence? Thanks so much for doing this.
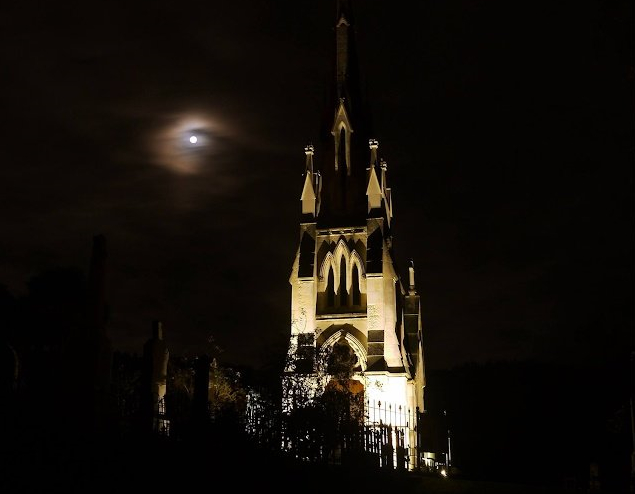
[244,392,438,472]
[135,388,448,473]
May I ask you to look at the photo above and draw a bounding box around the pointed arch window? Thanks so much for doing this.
[339,257,347,306]
[352,264,361,305]
[338,127,347,173]
[327,267,335,307]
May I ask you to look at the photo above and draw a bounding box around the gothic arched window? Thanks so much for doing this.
[339,257,347,306]
[352,264,361,305]
[327,267,335,307]
[338,127,346,172]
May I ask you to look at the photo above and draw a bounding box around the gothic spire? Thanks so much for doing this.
[316,0,371,226]
[335,0,353,103]
[333,0,364,127]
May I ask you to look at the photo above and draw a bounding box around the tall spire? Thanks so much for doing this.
[316,0,371,226]
[335,0,353,102]
[333,0,363,126]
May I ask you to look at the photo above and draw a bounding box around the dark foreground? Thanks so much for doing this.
[3,430,619,494]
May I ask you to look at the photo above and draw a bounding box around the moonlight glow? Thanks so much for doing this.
[149,113,233,175]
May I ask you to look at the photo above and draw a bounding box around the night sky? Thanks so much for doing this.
[0,0,631,373]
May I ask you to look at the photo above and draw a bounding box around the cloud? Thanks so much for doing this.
[148,112,234,175]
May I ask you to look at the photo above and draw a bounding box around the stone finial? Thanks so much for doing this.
[304,144,314,173]
[368,139,379,170]
[408,259,416,291]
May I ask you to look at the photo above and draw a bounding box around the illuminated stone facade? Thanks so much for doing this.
[283,2,426,437]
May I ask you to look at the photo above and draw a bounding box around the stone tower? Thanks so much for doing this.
[284,0,426,442]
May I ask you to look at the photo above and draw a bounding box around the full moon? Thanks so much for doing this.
[150,113,232,175]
